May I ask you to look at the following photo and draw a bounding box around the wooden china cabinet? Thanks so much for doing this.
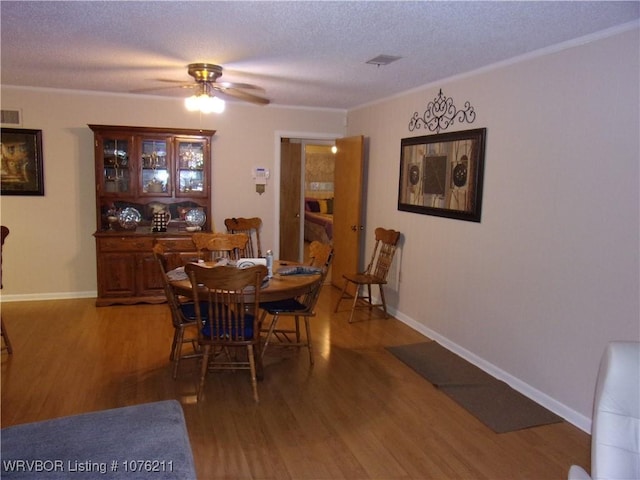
[90,125,215,306]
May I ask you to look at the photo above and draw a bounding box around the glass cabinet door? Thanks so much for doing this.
[176,139,208,197]
[101,136,131,194]
[139,138,170,196]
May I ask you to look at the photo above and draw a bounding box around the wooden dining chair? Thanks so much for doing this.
[334,227,401,323]
[152,243,202,378]
[260,246,333,365]
[185,263,267,402]
[192,232,249,261]
[1,226,12,354]
[224,217,263,258]
[307,240,333,269]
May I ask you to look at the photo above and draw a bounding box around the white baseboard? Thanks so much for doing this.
[389,306,592,434]
[0,291,97,303]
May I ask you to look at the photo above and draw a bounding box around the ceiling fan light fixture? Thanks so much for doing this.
[184,93,225,114]
[184,94,200,111]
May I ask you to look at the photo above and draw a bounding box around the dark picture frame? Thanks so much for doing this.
[1,128,44,196]
[398,128,486,222]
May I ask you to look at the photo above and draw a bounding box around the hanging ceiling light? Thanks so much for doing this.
[184,83,225,114]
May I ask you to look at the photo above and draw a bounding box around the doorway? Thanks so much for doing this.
[279,138,335,264]
[277,133,365,289]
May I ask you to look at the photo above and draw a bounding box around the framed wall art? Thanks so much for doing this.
[1,128,44,196]
[398,128,486,222]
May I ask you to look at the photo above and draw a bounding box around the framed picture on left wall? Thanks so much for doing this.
[1,128,44,196]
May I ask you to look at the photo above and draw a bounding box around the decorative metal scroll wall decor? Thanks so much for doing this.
[409,89,476,133]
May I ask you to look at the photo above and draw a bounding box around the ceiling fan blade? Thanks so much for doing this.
[130,83,196,93]
[151,78,263,92]
[212,85,270,105]
[155,79,195,85]
[217,81,264,91]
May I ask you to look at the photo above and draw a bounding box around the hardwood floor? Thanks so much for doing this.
[1,287,590,479]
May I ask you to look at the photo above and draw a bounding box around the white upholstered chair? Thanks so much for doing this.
[568,341,640,480]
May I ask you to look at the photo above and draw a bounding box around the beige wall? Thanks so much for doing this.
[347,26,639,430]
[0,89,345,298]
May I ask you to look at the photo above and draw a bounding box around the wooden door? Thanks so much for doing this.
[279,141,302,261]
[331,136,365,287]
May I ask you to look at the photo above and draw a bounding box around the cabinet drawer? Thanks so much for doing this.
[98,236,155,252]
[156,237,196,252]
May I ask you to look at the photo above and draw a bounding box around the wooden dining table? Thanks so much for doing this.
[168,260,321,381]
[168,260,321,303]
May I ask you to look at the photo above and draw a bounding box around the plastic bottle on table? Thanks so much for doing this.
[266,249,273,278]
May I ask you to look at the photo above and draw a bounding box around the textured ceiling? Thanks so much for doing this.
[1,1,638,110]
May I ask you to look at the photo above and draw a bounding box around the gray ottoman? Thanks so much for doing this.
[1,400,196,479]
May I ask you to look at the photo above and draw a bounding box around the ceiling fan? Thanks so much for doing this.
[137,63,270,112]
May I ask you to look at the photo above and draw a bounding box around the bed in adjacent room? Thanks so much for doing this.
[304,197,333,244]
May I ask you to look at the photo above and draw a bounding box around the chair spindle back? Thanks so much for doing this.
[224,217,263,258]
